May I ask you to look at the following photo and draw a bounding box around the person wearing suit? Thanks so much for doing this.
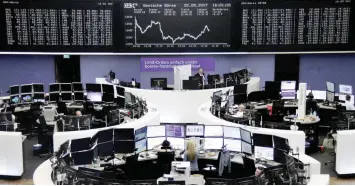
[194,68,205,87]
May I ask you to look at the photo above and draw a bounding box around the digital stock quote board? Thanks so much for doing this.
[0,0,354,53]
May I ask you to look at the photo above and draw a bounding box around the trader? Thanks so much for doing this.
[344,95,355,110]
[194,68,205,85]
[75,110,83,116]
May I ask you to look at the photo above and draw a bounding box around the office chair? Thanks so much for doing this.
[278,153,306,185]
[57,101,68,115]
[124,154,139,179]
[157,151,175,175]
[38,115,54,158]
[271,100,285,122]
[83,101,95,115]
[242,156,256,177]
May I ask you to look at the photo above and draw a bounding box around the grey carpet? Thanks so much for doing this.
[22,137,46,179]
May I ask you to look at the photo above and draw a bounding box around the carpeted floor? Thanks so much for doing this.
[0,134,353,185]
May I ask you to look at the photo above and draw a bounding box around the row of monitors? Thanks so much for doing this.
[49,83,125,96]
[10,84,44,95]
[10,93,45,104]
[325,82,353,94]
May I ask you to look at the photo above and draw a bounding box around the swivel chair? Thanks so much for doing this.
[57,101,68,115]
[271,100,285,122]
[124,153,139,180]
[38,115,54,158]
[83,101,95,115]
[157,151,175,175]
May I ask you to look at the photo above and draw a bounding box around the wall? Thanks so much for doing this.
[299,54,355,92]
[80,55,275,89]
[0,55,55,95]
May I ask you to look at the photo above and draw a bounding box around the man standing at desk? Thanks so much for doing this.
[343,95,355,110]
[194,68,205,86]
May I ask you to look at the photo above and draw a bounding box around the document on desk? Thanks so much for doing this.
[254,146,274,161]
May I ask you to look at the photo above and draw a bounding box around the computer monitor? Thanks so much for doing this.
[185,125,204,137]
[234,94,247,104]
[49,92,60,102]
[21,84,32,94]
[183,80,199,90]
[96,129,114,143]
[10,85,19,95]
[223,73,235,84]
[49,83,60,92]
[223,126,241,139]
[326,91,335,102]
[114,141,135,153]
[240,129,252,143]
[147,137,166,150]
[151,78,167,88]
[166,137,185,150]
[253,134,273,148]
[339,84,352,94]
[135,127,147,141]
[114,128,134,141]
[102,84,114,94]
[147,125,166,138]
[189,76,202,82]
[33,93,45,102]
[242,141,252,155]
[254,146,274,160]
[61,93,72,102]
[326,82,335,92]
[204,138,223,150]
[273,136,289,152]
[60,83,72,92]
[71,150,94,165]
[86,83,102,93]
[10,95,20,104]
[234,84,247,94]
[71,137,91,152]
[135,138,147,153]
[204,126,223,137]
[33,84,44,92]
[74,92,84,101]
[102,93,114,103]
[265,81,281,99]
[72,83,84,92]
[281,81,296,99]
[165,125,185,138]
[97,142,114,157]
[87,92,102,102]
[223,138,241,152]
[21,94,33,103]
[207,74,220,85]
[116,86,125,96]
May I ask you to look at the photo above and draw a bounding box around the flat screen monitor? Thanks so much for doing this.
[10,95,20,104]
[204,138,223,150]
[326,82,335,92]
[151,78,167,88]
[60,83,72,92]
[33,84,44,92]
[49,92,60,102]
[223,138,241,152]
[10,86,19,95]
[135,138,147,153]
[135,127,147,141]
[116,86,125,96]
[165,125,185,138]
[21,84,32,94]
[183,79,199,90]
[339,84,353,94]
[71,150,93,165]
[102,84,114,94]
[114,141,135,153]
[74,92,84,101]
[265,81,281,93]
[273,136,289,152]
[254,146,274,160]
[72,83,84,92]
[240,129,252,143]
[281,81,296,90]
[102,93,114,103]
[71,138,91,152]
[212,90,222,102]
[114,128,134,141]
[304,90,326,100]
[186,125,204,137]
[242,141,252,155]
[21,94,33,103]
[49,83,60,92]
[207,74,220,84]
[223,126,241,139]
[33,93,45,102]
[147,137,166,150]
[253,134,273,148]
[223,73,234,83]
[147,126,166,138]
[86,83,102,93]
[204,126,223,137]
[98,142,114,157]
[96,129,114,143]
[234,84,247,94]
[87,92,102,102]
[166,137,185,150]
[326,91,335,102]
[281,90,296,100]
[61,93,72,102]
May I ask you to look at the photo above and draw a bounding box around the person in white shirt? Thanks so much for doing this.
[344,95,355,110]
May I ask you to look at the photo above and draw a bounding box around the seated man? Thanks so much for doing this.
[76,110,82,116]
[342,95,355,110]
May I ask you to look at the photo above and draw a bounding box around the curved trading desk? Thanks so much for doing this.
[0,131,25,177]
[52,103,160,152]
[98,77,260,123]
[196,101,321,177]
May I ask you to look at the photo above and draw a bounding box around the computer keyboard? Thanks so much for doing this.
[70,102,83,106]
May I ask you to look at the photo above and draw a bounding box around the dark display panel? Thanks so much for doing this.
[0,0,354,53]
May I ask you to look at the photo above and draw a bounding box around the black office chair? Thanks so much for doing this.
[57,101,68,115]
[271,100,285,122]
[242,156,256,177]
[38,115,54,158]
[83,101,95,115]
[124,154,139,179]
[157,151,175,175]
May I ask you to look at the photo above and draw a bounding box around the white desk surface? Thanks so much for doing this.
[254,103,336,111]
[283,115,320,125]
[307,174,330,185]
